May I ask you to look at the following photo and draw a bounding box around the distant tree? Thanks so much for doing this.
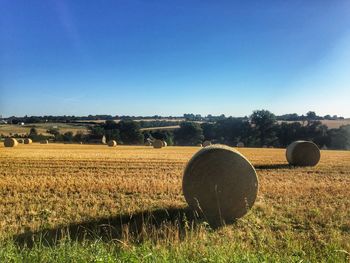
[201,123,216,141]
[47,127,60,136]
[103,120,121,141]
[306,111,317,121]
[277,122,303,147]
[174,122,203,146]
[214,118,251,146]
[150,130,174,146]
[103,120,118,130]
[74,131,87,142]
[328,125,350,149]
[89,126,105,138]
[250,110,277,146]
[117,120,143,145]
[29,127,38,136]
[63,131,74,142]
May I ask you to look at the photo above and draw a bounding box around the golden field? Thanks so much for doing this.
[0,144,349,260]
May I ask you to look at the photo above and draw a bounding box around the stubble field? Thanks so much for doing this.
[0,144,349,262]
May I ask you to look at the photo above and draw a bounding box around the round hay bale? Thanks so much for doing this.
[144,141,152,146]
[162,141,167,147]
[197,143,203,147]
[4,138,18,147]
[107,140,117,147]
[182,144,258,227]
[40,140,49,144]
[24,138,32,144]
[236,142,244,147]
[286,140,320,166]
[203,140,211,147]
[153,139,163,149]
[18,139,24,144]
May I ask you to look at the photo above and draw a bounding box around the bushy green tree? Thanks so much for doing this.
[174,122,203,146]
[250,110,277,146]
[117,121,143,145]
[328,125,350,149]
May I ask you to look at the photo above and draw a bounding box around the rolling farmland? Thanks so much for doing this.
[0,144,349,262]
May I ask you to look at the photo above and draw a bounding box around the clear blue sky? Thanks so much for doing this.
[1,1,350,117]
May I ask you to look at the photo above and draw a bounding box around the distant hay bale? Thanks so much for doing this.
[4,138,18,147]
[153,139,163,149]
[203,140,211,147]
[101,136,107,144]
[24,138,32,144]
[236,142,244,147]
[40,140,49,144]
[144,141,152,146]
[182,144,258,227]
[162,141,167,147]
[18,139,24,144]
[197,143,203,147]
[107,140,117,147]
[286,140,320,166]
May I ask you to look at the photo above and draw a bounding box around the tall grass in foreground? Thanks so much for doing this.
[0,236,348,262]
[1,215,349,263]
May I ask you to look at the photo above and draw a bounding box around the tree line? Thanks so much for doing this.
[3,110,349,150]
[86,110,348,150]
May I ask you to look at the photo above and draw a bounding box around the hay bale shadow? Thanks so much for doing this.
[254,163,293,170]
[12,207,202,248]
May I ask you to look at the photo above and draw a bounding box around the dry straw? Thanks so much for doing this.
[203,140,211,147]
[4,138,18,147]
[153,139,163,149]
[107,140,117,147]
[286,140,320,166]
[182,144,258,227]
[24,138,32,144]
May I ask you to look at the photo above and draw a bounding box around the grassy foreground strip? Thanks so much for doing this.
[1,229,349,263]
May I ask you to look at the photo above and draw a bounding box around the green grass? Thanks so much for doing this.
[1,217,349,263]
[1,237,348,263]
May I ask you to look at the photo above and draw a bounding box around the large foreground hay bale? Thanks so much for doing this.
[182,144,258,227]
[4,138,18,147]
[107,140,117,147]
[203,140,211,147]
[286,140,320,166]
[153,139,163,149]
[24,138,32,144]
[40,140,49,144]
